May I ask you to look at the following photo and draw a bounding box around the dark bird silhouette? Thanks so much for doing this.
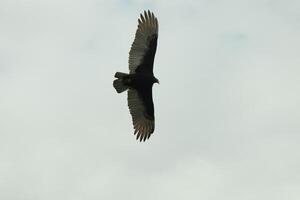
[113,10,159,142]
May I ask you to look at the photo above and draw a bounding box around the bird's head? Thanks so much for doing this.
[154,77,160,84]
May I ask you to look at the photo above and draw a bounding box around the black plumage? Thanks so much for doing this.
[113,10,159,142]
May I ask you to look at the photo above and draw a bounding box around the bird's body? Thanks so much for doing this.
[125,74,157,90]
[113,10,159,142]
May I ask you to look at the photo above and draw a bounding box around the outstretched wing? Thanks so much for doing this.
[129,10,159,74]
[127,89,155,141]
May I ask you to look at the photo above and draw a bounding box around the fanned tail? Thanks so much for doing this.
[113,72,129,93]
[115,72,128,78]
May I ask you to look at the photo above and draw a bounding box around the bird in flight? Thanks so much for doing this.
[113,10,159,142]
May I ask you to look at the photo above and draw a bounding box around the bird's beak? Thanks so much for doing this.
[157,80,160,84]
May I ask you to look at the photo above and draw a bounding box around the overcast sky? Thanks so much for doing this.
[1,0,300,199]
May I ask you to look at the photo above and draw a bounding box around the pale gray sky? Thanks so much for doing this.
[1,0,300,199]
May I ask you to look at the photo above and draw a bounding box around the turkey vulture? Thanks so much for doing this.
[113,10,159,142]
